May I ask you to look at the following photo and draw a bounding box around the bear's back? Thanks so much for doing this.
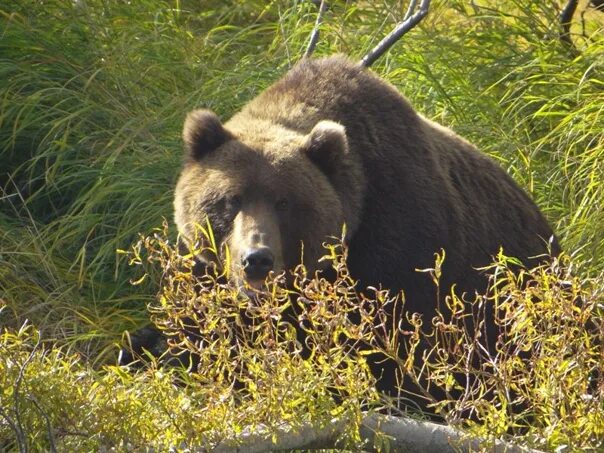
[235,56,559,304]
[239,56,421,146]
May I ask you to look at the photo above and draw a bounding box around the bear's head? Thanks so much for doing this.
[174,109,362,289]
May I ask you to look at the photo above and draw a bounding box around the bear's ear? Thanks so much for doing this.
[183,109,232,161]
[302,120,348,175]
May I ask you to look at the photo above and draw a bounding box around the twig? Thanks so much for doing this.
[360,0,430,67]
[12,325,42,453]
[404,0,419,20]
[593,0,604,11]
[28,396,57,453]
[304,0,328,58]
[0,407,23,452]
[559,0,578,49]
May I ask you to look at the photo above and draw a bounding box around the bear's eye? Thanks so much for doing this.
[226,195,242,212]
[275,198,289,211]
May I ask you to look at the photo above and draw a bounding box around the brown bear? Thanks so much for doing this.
[169,55,560,405]
[175,55,558,301]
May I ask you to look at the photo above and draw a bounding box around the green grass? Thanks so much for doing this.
[1,0,603,450]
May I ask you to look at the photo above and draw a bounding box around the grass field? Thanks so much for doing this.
[1,0,603,450]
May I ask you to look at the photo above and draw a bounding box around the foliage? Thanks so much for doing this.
[419,252,604,450]
[0,226,379,451]
[1,0,603,451]
[1,323,366,451]
[1,226,602,451]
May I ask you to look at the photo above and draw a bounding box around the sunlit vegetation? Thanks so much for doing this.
[1,1,602,451]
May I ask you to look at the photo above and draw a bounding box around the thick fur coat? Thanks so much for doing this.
[168,55,560,402]
[176,55,558,310]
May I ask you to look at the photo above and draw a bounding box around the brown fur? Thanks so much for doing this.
[176,55,558,294]
[174,55,560,400]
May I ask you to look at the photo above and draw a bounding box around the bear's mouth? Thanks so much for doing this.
[244,278,266,291]
[230,264,269,295]
[190,255,284,296]
[238,278,271,300]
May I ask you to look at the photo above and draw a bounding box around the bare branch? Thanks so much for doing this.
[360,0,430,68]
[209,413,543,452]
[591,0,604,11]
[559,0,578,49]
[11,326,42,453]
[404,0,419,21]
[0,407,23,452]
[28,396,57,453]
[304,0,328,59]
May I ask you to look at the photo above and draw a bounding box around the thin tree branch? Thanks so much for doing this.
[28,396,57,453]
[0,407,23,452]
[404,0,419,21]
[11,326,41,453]
[304,0,328,59]
[360,0,430,68]
[559,0,578,49]
[591,0,604,12]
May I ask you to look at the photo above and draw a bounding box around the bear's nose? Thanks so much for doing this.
[242,248,274,281]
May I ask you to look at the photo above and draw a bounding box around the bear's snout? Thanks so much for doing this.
[241,247,274,281]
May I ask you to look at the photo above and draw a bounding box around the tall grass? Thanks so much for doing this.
[0,0,602,449]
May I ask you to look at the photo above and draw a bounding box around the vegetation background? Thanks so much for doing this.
[0,0,602,451]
